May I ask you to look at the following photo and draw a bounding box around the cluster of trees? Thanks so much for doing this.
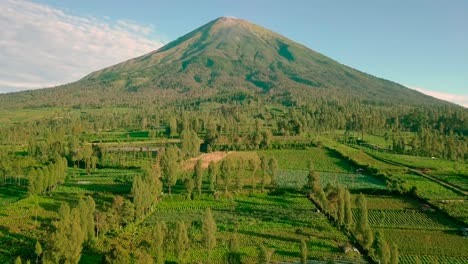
[180,128,201,157]
[131,165,163,219]
[305,168,399,263]
[104,209,217,264]
[28,158,67,195]
[42,197,95,264]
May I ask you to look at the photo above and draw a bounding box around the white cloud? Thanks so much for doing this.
[0,0,165,93]
[410,86,468,108]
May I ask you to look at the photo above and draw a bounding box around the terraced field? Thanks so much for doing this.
[356,195,467,263]
[142,193,363,263]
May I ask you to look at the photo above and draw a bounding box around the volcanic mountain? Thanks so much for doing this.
[0,17,449,108]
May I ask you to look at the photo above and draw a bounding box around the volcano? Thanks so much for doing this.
[0,17,448,108]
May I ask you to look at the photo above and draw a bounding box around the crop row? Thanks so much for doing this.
[352,209,454,230]
[277,170,386,190]
[399,254,468,264]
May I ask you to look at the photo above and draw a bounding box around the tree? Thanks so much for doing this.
[248,158,259,191]
[15,256,22,264]
[160,146,179,195]
[220,158,234,194]
[260,156,268,191]
[203,209,217,262]
[194,159,203,197]
[105,243,131,264]
[337,187,345,225]
[227,233,241,264]
[390,243,399,264]
[35,241,42,264]
[45,203,85,264]
[180,128,200,157]
[373,231,390,264]
[356,194,370,235]
[344,189,353,228]
[175,221,190,264]
[184,178,194,200]
[78,197,95,242]
[268,158,278,187]
[300,239,307,264]
[306,163,327,209]
[208,161,218,192]
[153,222,167,264]
[132,175,147,219]
[167,116,177,138]
[258,244,274,264]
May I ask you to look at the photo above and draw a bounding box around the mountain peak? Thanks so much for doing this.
[73,17,447,107]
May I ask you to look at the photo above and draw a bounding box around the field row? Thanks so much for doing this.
[353,209,455,230]
[277,170,387,190]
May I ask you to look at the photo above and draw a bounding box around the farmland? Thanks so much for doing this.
[0,136,467,263]
[351,195,468,263]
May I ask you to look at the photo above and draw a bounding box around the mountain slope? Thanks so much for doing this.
[0,17,451,108]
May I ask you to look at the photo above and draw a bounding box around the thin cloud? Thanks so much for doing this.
[0,0,166,93]
[410,86,468,108]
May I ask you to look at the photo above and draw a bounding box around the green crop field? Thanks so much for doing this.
[355,195,467,263]
[258,148,354,172]
[394,173,464,200]
[277,170,387,190]
[141,192,363,263]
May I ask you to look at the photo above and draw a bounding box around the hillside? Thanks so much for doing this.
[0,17,450,109]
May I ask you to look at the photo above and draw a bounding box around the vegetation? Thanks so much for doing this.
[0,15,466,264]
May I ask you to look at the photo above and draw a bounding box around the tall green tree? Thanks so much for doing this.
[220,158,234,194]
[356,194,370,235]
[257,244,273,264]
[203,208,217,262]
[260,156,268,191]
[160,146,179,195]
[337,187,345,226]
[268,158,278,187]
[208,161,218,192]
[300,239,307,264]
[373,231,390,264]
[344,189,353,228]
[184,178,195,200]
[227,233,241,264]
[390,243,399,264]
[194,159,203,197]
[45,203,85,264]
[153,222,167,264]
[35,241,42,264]
[249,158,258,191]
[175,221,190,264]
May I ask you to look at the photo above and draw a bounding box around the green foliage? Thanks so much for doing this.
[153,222,167,264]
[203,208,217,262]
[44,203,85,264]
[208,161,218,192]
[175,221,190,264]
[160,146,180,195]
[300,239,307,264]
[194,159,203,197]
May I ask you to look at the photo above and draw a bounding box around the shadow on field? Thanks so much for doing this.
[238,229,298,242]
[325,148,354,171]
[72,183,131,194]
[234,200,312,227]
[274,249,298,258]
[0,224,35,263]
[0,184,27,206]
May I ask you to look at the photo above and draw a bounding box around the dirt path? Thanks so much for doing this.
[182,151,232,170]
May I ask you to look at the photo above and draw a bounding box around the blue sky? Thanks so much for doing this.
[1,0,467,106]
